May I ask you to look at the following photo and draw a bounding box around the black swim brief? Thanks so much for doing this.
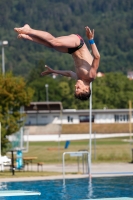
[68,34,84,54]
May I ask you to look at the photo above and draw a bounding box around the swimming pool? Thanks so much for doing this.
[0,176,133,200]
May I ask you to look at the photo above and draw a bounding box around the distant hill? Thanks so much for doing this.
[0,0,133,77]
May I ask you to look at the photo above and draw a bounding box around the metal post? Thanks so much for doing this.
[0,40,8,75]
[62,153,65,185]
[94,132,96,160]
[82,154,84,174]
[45,84,49,102]
[58,135,60,162]
[62,152,90,185]
[11,150,15,175]
[89,82,92,176]
[2,46,5,75]
[85,154,88,173]
[77,156,80,172]
[88,152,90,174]
[58,105,63,163]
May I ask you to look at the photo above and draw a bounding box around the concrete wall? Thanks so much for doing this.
[26,124,62,135]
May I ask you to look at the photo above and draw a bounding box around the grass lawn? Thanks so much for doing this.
[8,136,132,164]
[2,137,132,178]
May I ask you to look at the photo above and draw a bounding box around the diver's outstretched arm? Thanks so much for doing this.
[41,65,77,79]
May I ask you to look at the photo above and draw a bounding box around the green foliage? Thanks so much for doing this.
[1,0,133,110]
[0,73,34,154]
[27,64,133,109]
[92,72,133,109]
[0,0,133,76]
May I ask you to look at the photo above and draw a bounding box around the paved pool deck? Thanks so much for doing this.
[0,162,133,182]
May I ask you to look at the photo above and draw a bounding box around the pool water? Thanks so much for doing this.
[0,176,133,200]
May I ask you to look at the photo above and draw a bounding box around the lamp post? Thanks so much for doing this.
[0,40,8,75]
[45,84,49,102]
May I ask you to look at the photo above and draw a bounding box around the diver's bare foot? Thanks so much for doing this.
[14,24,31,34]
[17,33,33,41]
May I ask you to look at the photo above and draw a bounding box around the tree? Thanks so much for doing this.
[0,73,34,154]
[0,0,133,76]
[92,72,133,109]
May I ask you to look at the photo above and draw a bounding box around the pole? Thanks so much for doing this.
[2,46,5,75]
[58,106,62,162]
[94,132,96,160]
[0,122,4,171]
[11,150,15,175]
[45,84,49,102]
[0,40,8,75]
[62,153,65,185]
[129,100,133,162]
[89,82,92,176]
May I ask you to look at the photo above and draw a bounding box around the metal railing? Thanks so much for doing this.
[62,151,90,185]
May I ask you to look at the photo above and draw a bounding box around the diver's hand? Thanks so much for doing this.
[41,65,54,76]
[85,26,94,40]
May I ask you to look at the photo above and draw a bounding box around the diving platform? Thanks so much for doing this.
[0,190,41,197]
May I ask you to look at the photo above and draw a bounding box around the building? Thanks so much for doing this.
[24,102,132,125]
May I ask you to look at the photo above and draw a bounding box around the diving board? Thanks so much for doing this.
[0,190,41,197]
[81,198,133,200]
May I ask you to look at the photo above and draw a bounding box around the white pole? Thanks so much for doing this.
[89,82,92,176]
[0,122,3,171]
[45,84,49,102]
[0,40,8,75]
[62,153,65,185]
[2,46,5,75]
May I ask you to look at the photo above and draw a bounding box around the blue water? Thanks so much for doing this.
[0,176,133,200]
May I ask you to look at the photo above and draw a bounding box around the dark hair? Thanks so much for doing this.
[74,90,91,101]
